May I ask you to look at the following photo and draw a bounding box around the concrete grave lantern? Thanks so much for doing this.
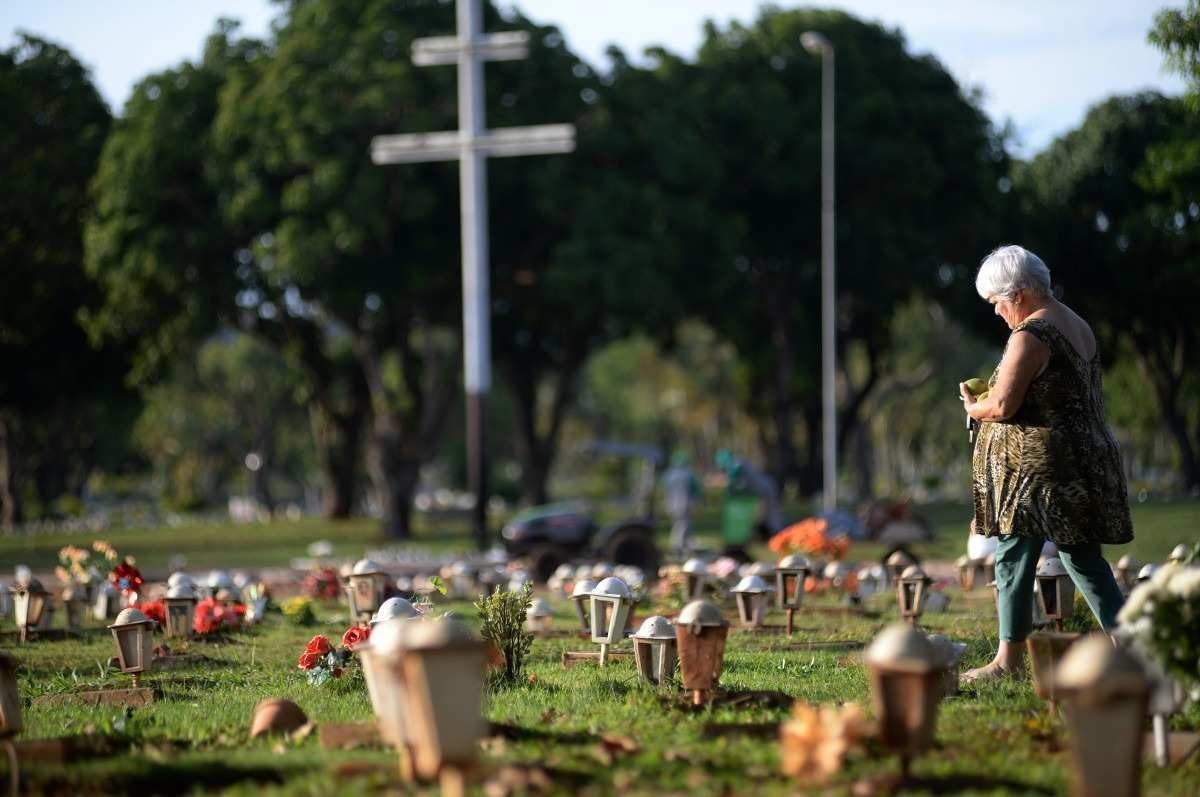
[205,570,234,601]
[401,619,487,782]
[925,634,968,698]
[1026,631,1082,712]
[164,583,198,639]
[358,617,412,751]
[525,598,553,634]
[12,579,50,643]
[1035,557,1075,632]
[1136,563,1158,583]
[61,584,89,632]
[1055,634,1151,797]
[1167,543,1189,564]
[590,562,614,580]
[885,550,916,583]
[167,571,194,591]
[371,597,420,627]
[346,558,389,625]
[680,558,708,602]
[1114,554,1140,593]
[774,554,812,617]
[956,555,986,591]
[569,578,597,632]
[632,615,677,687]
[108,607,155,688]
[674,600,729,705]
[896,565,930,626]
[588,577,633,666]
[0,651,21,739]
[864,623,943,779]
[730,574,773,628]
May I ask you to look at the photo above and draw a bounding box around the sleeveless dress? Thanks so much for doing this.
[970,317,1134,545]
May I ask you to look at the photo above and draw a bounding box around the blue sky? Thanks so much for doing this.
[2,0,1184,157]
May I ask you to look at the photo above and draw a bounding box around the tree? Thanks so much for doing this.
[655,9,1010,495]
[0,34,121,529]
[1151,1,1200,106]
[1021,93,1200,490]
[84,21,372,518]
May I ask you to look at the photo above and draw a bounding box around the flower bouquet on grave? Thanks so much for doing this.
[192,596,247,635]
[769,517,851,561]
[302,566,341,600]
[297,627,369,685]
[1117,549,1200,691]
[133,600,167,628]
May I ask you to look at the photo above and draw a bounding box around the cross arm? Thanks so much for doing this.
[412,31,530,66]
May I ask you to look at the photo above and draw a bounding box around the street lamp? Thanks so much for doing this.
[801,30,836,512]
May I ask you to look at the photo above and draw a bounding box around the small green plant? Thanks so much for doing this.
[475,582,533,684]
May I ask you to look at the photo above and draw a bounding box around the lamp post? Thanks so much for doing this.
[730,575,772,628]
[801,30,836,512]
[588,576,634,666]
[674,600,729,706]
[164,583,198,639]
[680,558,708,602]
[569,578,596,632]
[775,554,811,634]
[632,615,678,688]
[108,608,155,688]
[346,558,389,626]
[896,565,930,626]
[1035,557,1075,632]
[12,580,49,643]
[864,623,943,780]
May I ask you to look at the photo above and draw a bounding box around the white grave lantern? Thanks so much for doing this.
[680,558,708,602]
[401,619,487,784]
[346,558,389,625]
[569,578,596,632]
[864,623,943,780]
[1114,555,1140,593]
[12,580,50,643]
[449,561,477,598]
[590,562,614,580]
[955,555,986,591]
[926,634,968,698]
[61,585,88,632]
[525,598,553,634]
[167,571,194,590]
[1136,563,1157,584]
[588,577,633,666]
[372,597,421,627]
[896,565,930,626]
[632,615,677,687]
[1035,557,1075,632]
[108,607,155,688]
[1055,634,1150,797]
[730,575,772,628]
[358,617,412,754]
[674,600,729,705]
[164,583,198,639]
[1167,543,1189,564]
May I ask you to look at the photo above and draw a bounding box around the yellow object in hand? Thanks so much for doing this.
[963,377,988,396]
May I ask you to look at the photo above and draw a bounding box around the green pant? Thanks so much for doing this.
[994,535,1126,642]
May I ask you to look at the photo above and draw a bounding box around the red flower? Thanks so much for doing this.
[193,597,223,635]
[342,625,370,649]
[134,600,166,626]
[305,635,333,656]
[112,560,144,595]
[298,650,321,670]
[332,667,344,679]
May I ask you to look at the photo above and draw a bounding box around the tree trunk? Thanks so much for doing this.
[310,398,367,518]
[367,418,421,539]
[0,414,21,531]
[507,356,582,507]
[1131,329,1200,490]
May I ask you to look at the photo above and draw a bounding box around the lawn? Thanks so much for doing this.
[3,500,1198,794]
[6,581,1200,793]
[2,498,1195,574]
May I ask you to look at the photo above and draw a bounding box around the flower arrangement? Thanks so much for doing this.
[302,566,341,600]
[133,600,167,627]
[91,540,144,598]
[297,629,365,685]
[280,596,317,626]
[1117,554,1200,688]
[192,596,247,636]
[55,545,100,588]
[779,701,873,782]
[769,517,850,560]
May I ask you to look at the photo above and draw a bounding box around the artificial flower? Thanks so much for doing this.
[342,625,370,649]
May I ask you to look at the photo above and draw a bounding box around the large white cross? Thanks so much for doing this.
[370,0,574,545]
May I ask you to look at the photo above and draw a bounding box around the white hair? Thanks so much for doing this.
[975,244,1052,300]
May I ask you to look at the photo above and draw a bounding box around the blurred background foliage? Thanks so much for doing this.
[1,0,1198,536]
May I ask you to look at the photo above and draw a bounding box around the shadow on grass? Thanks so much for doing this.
[488,721,596,745]
[30,760,291,796]
[902,773,1055,795]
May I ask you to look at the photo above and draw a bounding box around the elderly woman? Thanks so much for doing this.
[960,244,1131,683]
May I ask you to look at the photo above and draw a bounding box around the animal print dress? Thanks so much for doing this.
[971,317,1134,545]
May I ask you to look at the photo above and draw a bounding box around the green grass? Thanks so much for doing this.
[7,583,1200,795]
[3,498,1195,574]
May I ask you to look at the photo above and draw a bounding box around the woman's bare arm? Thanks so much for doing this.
[960,331,1049,422]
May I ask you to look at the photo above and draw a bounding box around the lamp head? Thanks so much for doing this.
[800,31,831,54]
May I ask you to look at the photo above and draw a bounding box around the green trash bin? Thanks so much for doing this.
[721,494,759,548]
